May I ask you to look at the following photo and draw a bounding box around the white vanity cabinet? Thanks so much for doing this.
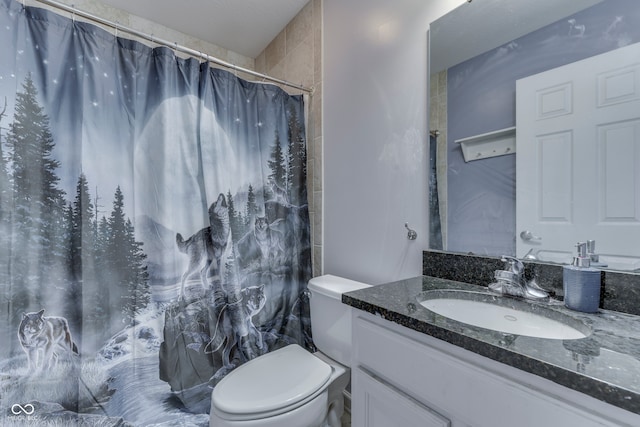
[350,310,640,427]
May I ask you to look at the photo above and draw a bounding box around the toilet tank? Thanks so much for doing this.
[308,274,371,366]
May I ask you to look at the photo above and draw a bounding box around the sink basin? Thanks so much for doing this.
[418,290,589,340]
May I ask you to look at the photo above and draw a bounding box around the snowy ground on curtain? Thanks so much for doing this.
[1,303,208,426]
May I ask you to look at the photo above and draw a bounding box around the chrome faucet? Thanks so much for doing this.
[489,256,549,301]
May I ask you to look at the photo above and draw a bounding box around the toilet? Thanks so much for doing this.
[209,274,371,427]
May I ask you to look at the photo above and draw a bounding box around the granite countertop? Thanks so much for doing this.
[342,275,640,415]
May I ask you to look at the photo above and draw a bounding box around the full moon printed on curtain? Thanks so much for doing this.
[0,0,313,424]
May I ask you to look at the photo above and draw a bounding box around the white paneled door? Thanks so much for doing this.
[516,42,640,270]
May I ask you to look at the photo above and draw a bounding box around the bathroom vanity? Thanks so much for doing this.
[343,276,640,427]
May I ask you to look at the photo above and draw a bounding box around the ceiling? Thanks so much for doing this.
[97,0,310,59]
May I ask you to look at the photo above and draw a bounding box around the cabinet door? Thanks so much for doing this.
[352,367,451,427]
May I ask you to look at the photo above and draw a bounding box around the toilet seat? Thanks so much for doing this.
[211,344,332,421]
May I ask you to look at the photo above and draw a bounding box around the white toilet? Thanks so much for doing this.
[209,274,371,427]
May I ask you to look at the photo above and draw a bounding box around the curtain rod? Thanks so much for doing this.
[29,0,314,94]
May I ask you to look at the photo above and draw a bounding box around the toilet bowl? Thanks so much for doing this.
[209,275,371,427]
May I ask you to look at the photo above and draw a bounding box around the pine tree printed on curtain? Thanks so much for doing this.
[0,0,312,425]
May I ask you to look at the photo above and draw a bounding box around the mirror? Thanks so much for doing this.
[429,0,640,271]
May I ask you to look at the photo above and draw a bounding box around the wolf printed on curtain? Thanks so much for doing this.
[0,0,312,424]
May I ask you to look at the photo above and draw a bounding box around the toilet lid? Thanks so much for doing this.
[212,344,332,416]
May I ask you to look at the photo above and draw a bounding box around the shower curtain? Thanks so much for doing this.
[0,0,313,424]
[429,134,442,250]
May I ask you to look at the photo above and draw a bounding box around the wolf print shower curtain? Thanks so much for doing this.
[0,0,313,424]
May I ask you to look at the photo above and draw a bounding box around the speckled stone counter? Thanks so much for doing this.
[342,276,640,415]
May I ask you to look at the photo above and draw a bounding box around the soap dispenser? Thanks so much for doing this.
[563,242,602,313]
[586,239,608,268]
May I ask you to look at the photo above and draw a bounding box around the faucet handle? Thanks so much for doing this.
[525,276,550,300]
[500,255,524,275]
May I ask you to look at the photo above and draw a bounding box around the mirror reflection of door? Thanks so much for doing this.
[516,41,640,270]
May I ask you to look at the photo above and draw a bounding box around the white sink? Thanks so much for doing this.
[419,291,589,340]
